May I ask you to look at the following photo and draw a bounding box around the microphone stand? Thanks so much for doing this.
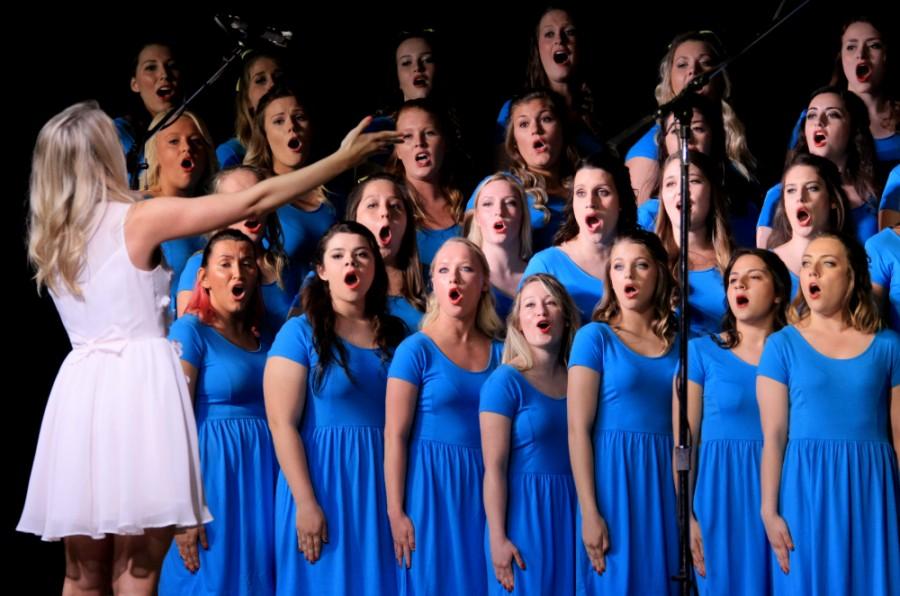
[126,42,246,190]
[618,2,814,594]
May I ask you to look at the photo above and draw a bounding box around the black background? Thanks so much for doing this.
[11,1,891,591]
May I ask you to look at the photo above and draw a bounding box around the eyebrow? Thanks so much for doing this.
[730,268,767,276]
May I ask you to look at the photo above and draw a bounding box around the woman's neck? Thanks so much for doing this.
[480,241,526,278]
[735,318,774,352]
[156,180,192,198]
[615,307,655,336]
[386,264,405,296]
[429,311,479,342]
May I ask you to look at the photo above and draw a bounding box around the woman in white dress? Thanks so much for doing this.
[18,101,397,594]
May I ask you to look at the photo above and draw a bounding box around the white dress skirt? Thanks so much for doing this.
[18,200,211,540]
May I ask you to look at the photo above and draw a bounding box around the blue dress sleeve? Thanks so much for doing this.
[757,330,789,385]
[788,109,806,149]
[637,198,660,232]
[479,366,521,418]
[568,323,605,373]
[113,116,135,155]
[268,316,313,367]
[168,315,207,369]
[177,253,203,293]
[495,99,512,144]
[388,334,426,386]
[466,175,491,212]
[885,330,900,388]
[625,125,659,162]
[520,250,551,288]
[880,166,900,212]
[866,234,890,288]
[216,138,246,169]
[757,184,782,228]
[686,337,707,386]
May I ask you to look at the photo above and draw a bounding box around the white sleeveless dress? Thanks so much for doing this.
[18,201,211,541]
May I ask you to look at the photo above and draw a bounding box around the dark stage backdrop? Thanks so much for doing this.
[10,1,890,591]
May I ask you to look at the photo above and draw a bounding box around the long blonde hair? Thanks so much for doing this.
[140,110,217,193]
[465,172,533,261]
[234,50,284,149]
[654,31,756,179]
[503,90,577,225]
[503,274,580,370]
[28,101,134,296]
[420,238,503,339]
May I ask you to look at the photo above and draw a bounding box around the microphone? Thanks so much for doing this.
[215,13,293,49]
[259,26,293,49]
[215,13,250,43]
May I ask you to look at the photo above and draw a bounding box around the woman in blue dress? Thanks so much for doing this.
[831,18,898,176]
[757,87,881,248]
[217,49,285,168]
[480,273,580,594]
[867,224,900,332]
[467,173,532,321]
[680,248,791,596]
[346,173,427,332]
[265,222,407,595]
[244,83,338,277]
[758,232,900,595]
[176,166,297,334]
[493,7,602,157]
[656,151,734,337]
[141,110,219,314]
[499,90,578,251]
[388,99,464,270]
[881,165,899,229]
[568,229,680,595]
[625,30,755,206]
[523,151,637,325]
[159,229,277,595]
[385,238,504,595]
[638,93,760,248]
[769,153,854,297]
[114,39,183,186]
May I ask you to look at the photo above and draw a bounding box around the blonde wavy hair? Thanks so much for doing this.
[141,110,217,193]
[465,173,533,261]
[788,232,882,333]
[503,90,577,225]
[28,101,134,296]
[592,230,679,350]
[654,31,756,180]
[234,50,283,149]
[502,273,580,371]
[420,238,503,339]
